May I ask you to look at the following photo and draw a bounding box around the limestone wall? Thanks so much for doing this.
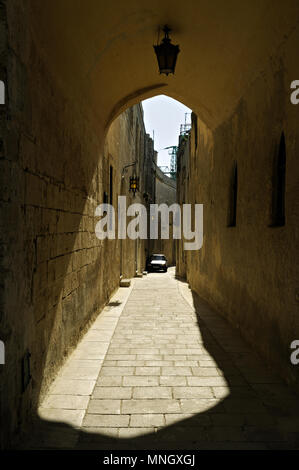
[0,0,152,446]
[176,136,190,279]
[177,37,299,389]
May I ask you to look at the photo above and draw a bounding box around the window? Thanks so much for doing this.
[109,165,113,230]
[271,132,286,227]
[191,112,198,150]
[152,255,166,261]
[127,107,134,132]
[109,165,113,204]
[228,161,238,227]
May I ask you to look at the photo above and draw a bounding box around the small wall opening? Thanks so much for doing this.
[271,132,286,227]
[227,161,238,227]
[0,80,4,104]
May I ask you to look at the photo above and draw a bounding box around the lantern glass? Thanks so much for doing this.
[130,176,139,194]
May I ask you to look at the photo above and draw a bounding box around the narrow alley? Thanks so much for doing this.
[26,269,299,450]
[1,1,299,452]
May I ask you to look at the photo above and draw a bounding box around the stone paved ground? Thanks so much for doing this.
[27,268,299,450]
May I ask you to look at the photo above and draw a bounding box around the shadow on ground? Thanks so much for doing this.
[22,279,299,450]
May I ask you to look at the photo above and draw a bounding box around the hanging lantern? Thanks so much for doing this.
[153,25,180,76]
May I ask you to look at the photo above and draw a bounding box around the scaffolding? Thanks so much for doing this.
[180,112,192,135]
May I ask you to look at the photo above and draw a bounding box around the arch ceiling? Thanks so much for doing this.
[28,0,299,129]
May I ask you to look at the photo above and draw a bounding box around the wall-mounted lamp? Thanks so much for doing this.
[129,174,139,196]
[153,25,180,76]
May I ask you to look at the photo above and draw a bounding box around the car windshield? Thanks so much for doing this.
[152,255,166,260]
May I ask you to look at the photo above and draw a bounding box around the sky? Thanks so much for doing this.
[142,95,192,169]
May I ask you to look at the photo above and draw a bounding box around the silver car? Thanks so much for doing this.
[147,254,168,272]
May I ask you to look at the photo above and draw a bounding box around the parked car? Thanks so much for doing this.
[146,254,168,272]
